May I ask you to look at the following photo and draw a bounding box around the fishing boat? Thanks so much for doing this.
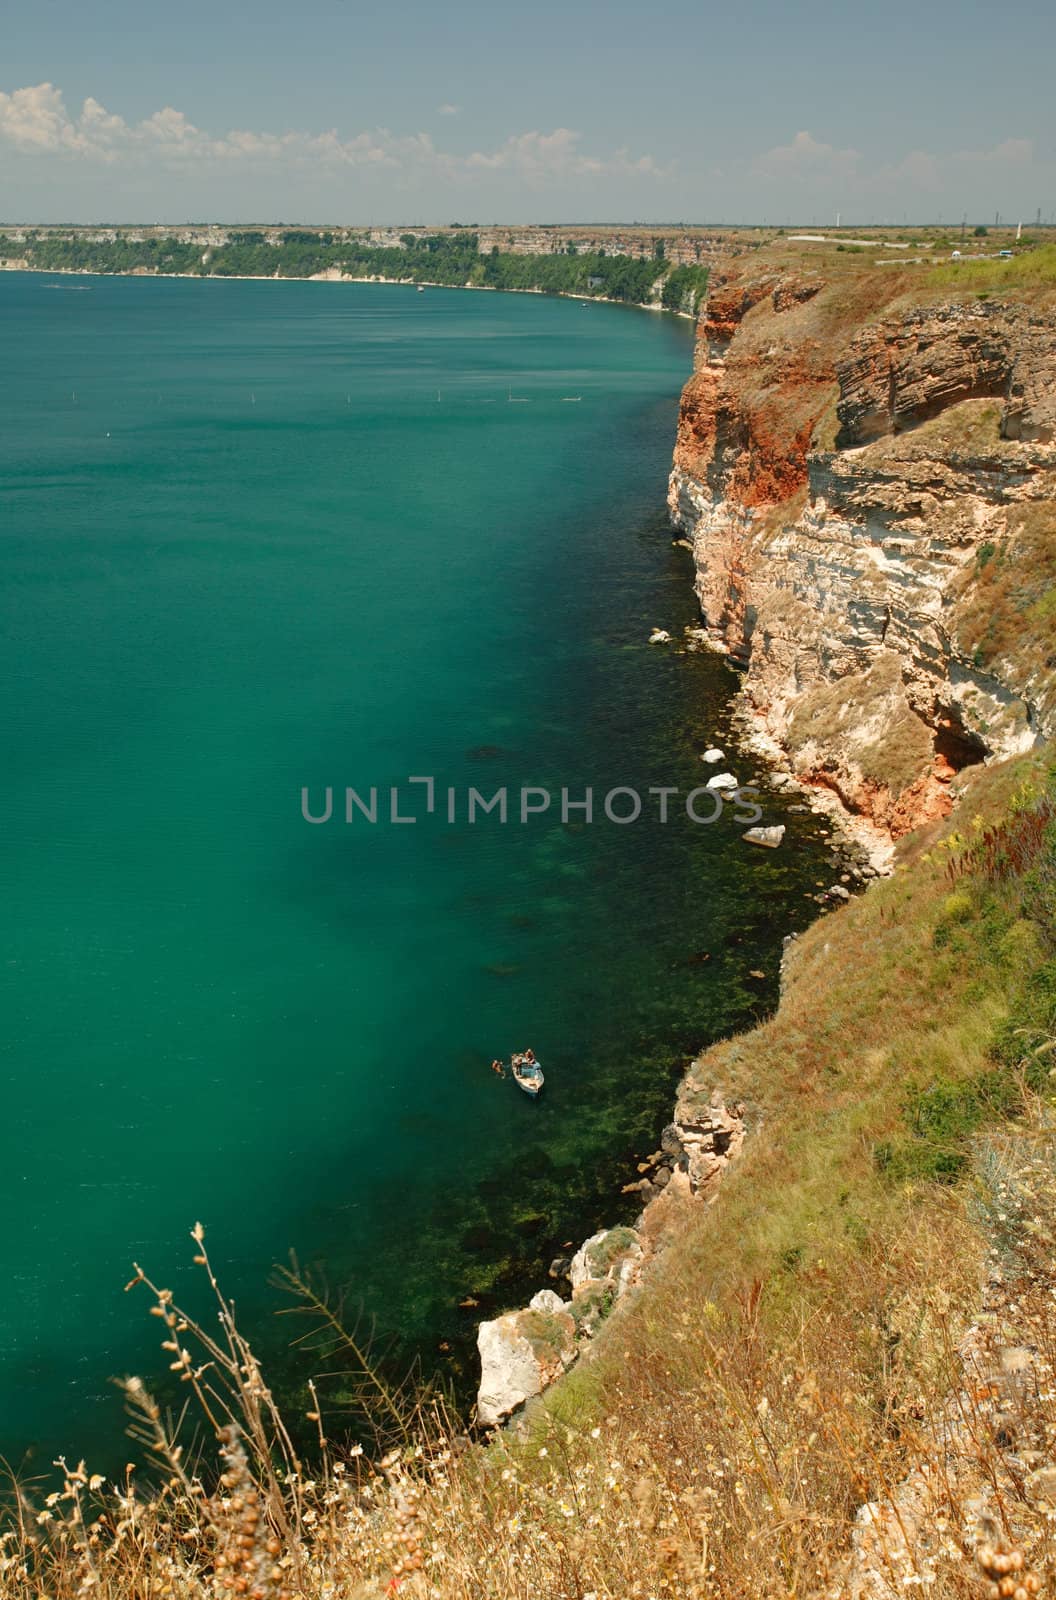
[511,1054,544,1097]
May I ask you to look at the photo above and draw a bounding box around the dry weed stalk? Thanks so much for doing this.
[0,1108,1054,1598]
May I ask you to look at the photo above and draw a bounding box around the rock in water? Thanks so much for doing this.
[701,747,725,762]
[706,772,738,790]
[743,825,785,848]
[648,628,673,645]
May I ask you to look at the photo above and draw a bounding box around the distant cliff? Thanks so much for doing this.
[669,247,1056,841]
[0,225,720,316]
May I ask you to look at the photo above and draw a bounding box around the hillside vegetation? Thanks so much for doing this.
[0,229,711,314]
[926,244,1056,295]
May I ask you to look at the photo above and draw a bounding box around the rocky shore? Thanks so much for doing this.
[476,1092,746,1427]
[474,243,1056,1430]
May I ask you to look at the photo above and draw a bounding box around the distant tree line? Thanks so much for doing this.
[0,230,708,313]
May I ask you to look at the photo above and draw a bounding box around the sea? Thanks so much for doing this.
[0,271,839,1470]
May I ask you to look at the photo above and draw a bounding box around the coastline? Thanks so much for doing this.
[472,604,875,1433]
[0,268,748,1464]
[476,234,1056,1430]
[0,260,698,319]
[0,255,850,1438]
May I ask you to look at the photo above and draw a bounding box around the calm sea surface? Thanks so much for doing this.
[0,273,837,1468]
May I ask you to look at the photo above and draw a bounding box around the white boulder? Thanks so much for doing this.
[529,1288,569,1315]
[743,825,785,848]
[476,1304,576,1428]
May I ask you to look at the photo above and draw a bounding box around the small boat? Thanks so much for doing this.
[417,285,426,293]
[511,1054,544,1097]
[561,395,582,402]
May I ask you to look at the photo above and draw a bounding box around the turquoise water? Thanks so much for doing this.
[1,273,837,1469]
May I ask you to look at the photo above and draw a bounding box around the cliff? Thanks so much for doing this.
[670,247,1056,841]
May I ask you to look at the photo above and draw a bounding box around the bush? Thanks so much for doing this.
[876,1070,1021,1185]
[934,890,976,946]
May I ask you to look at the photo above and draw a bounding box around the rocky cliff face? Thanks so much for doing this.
[670,256,1056,841]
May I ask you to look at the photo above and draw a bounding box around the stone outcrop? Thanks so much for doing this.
[476,1295,577,1429]
[835,303,1056,447]
[665,1090,747,1196]
[669,254,1056,842]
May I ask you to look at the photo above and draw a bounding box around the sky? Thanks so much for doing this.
[1,0,1054,225]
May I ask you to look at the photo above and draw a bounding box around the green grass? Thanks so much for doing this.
[926,243,1056,292]
[546,752,1056,1442]
[875,1069,1024,1184]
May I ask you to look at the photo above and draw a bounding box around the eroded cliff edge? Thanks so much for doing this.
[669,251,1056,844]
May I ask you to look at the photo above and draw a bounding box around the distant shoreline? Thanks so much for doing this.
[0,260,697,320]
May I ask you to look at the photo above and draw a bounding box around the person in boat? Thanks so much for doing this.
[524,1048,536,1065]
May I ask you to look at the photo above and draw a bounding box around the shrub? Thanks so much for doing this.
[876,1069,1021,1185]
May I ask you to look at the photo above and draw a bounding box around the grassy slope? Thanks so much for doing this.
[527,754,1055,1580]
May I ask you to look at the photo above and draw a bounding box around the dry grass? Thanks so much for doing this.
[862,398,1006,461]
[783,650,935,798]
[953,489,1056,703]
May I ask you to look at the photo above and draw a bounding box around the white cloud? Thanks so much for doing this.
[464,127,665,185]
[872,149,943,193]
[872,137,1033,195]
[437,103,461,117]
[753,130,860,185]
[0,83,97,154]
[952,136,1033,168]
[750,129,1040,203]
[0,82,664,188]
